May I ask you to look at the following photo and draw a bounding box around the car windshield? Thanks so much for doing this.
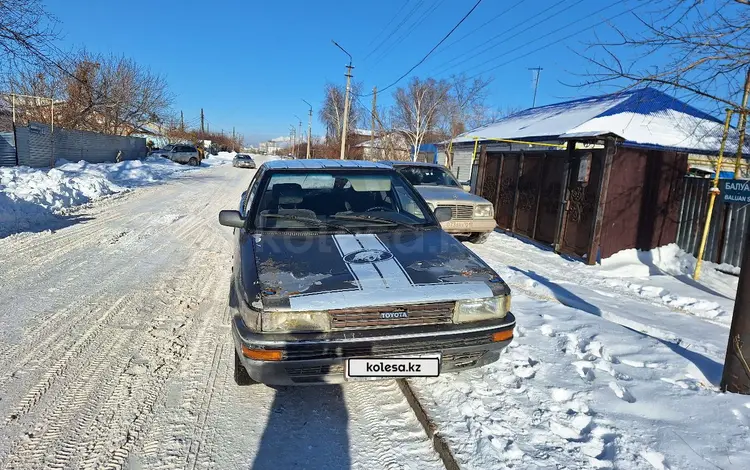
[254,170,433,231]
[398,165,460,187]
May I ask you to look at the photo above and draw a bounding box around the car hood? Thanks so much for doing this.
[414,186,490,204]
[248,228,508,311]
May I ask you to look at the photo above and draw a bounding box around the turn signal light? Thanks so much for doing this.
[241,345,283,361]
[491,330,513,342]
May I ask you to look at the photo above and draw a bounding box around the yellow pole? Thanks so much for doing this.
[447,139,454,167]
[734,68,750,179]
[694,109,734,280]
[471,137,479,164]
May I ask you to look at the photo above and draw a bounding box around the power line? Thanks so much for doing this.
[362,0,413,55]
[363,0,425,62]
[460,4,642,82]
[432,0,525,57]
[428,0,582,78]
[369,0,448,68]
[362,0,485,96]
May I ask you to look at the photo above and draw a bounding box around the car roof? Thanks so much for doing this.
[261,159,392,170]
[379,160,446,168]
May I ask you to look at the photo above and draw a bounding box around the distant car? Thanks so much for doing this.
[381,161,496,244]
[151,144,201,166]
[233,153,256,169]
[218,159,515,386]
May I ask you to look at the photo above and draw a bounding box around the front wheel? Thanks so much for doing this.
[468,232,491,244]
[234,350,257,386]
[188,157,198,166]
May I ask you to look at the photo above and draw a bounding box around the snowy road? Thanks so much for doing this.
[0,162,442,470]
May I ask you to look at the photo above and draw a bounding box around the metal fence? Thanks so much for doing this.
[677,177,748,268]
[0,132,16,167]
[12,122,146,168]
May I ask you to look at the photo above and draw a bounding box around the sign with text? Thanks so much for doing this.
[721,180,750,204]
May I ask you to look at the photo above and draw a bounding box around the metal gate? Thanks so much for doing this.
[477,148,605,260]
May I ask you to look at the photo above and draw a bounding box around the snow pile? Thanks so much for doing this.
[409,295,750,470]
[0,157,198,237]
[201,151,236,167]
[600,244,737,324]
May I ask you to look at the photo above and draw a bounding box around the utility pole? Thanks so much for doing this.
[370,86,377,161]
[721,218,750,394]
[333,40,353,160]
[303,99,312,159]
[200,108,205,133]
[529,67,543,108]
[289,125,296,156]
[180,111,184,130]
[294,114,303,159]
[232,127,236,151]
[734,68,750,179]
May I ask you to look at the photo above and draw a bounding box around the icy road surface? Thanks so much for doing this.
[0,161,442,470]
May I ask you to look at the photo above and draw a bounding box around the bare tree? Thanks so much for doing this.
[318,81,361,145]
[392,77,452,161]
[0,0,59,81]
[8,51,171,135]
[583,0,750,111]
[441,74,494,168]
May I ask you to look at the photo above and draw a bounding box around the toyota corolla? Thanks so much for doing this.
[218,159,515,386]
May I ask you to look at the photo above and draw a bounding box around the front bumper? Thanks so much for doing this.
[440,217,497,234]
[232,314,515,385]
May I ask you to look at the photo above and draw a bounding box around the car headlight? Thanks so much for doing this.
[261,311,330,332]
[474,204,493,218]
[454,295,510,323]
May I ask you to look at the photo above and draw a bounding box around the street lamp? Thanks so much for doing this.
[302,99,312,159]
[332,40,353,160]
[289,125,296,157]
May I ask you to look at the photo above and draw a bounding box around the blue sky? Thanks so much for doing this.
[45,0,655,145]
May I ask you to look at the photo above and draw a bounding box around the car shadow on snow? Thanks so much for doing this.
[251,385,351,470]
[0,192,94,239]
[508,266,724,387]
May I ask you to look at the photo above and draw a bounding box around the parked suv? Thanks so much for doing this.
[381,161,496,244]
[151,144,201,166]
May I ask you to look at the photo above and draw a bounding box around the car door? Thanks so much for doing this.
[174,145,188,163]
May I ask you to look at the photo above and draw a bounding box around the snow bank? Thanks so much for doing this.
[600,244,737,325]
[0,157,201,237]
[409,295,750,470]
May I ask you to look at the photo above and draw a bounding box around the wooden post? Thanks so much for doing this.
[586,137,616,265]
[721,221,750,394]
[531,153,547,240]
[475,144,488,196]
[554,141,575,252]
[493,153,505,218]
[510,152,524,234]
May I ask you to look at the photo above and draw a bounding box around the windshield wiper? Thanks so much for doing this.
[261,213,354,234]
[331,214,422,231]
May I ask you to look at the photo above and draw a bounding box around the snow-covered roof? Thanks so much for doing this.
[455,88,749,156]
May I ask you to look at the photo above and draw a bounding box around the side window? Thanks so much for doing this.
[242,170,262,217]
[395,186,423,219]
[187,146,196,153]
[175,146,185,152]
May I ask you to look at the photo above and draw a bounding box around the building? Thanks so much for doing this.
[449,87,749,264]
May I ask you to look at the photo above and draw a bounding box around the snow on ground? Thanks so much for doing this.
[408,232,746,470]
[0,155,235,238]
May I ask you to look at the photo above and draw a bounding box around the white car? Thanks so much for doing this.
[150,144,201,166]
[382,162,496,244]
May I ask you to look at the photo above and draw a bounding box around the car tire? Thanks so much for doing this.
[188,157,198,166]
[468,232,491,244]
[234,350,257,386]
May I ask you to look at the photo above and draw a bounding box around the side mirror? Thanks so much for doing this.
[219,210,245,228]
[462,184,471,192]
[434,206,452,223]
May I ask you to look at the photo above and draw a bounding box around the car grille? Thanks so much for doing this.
[329,302,455,330]
[285,350,490,383]
[284,334,494,360]
[438,204,474,220]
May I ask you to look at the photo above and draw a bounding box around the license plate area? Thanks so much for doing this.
[345,354,441,380]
